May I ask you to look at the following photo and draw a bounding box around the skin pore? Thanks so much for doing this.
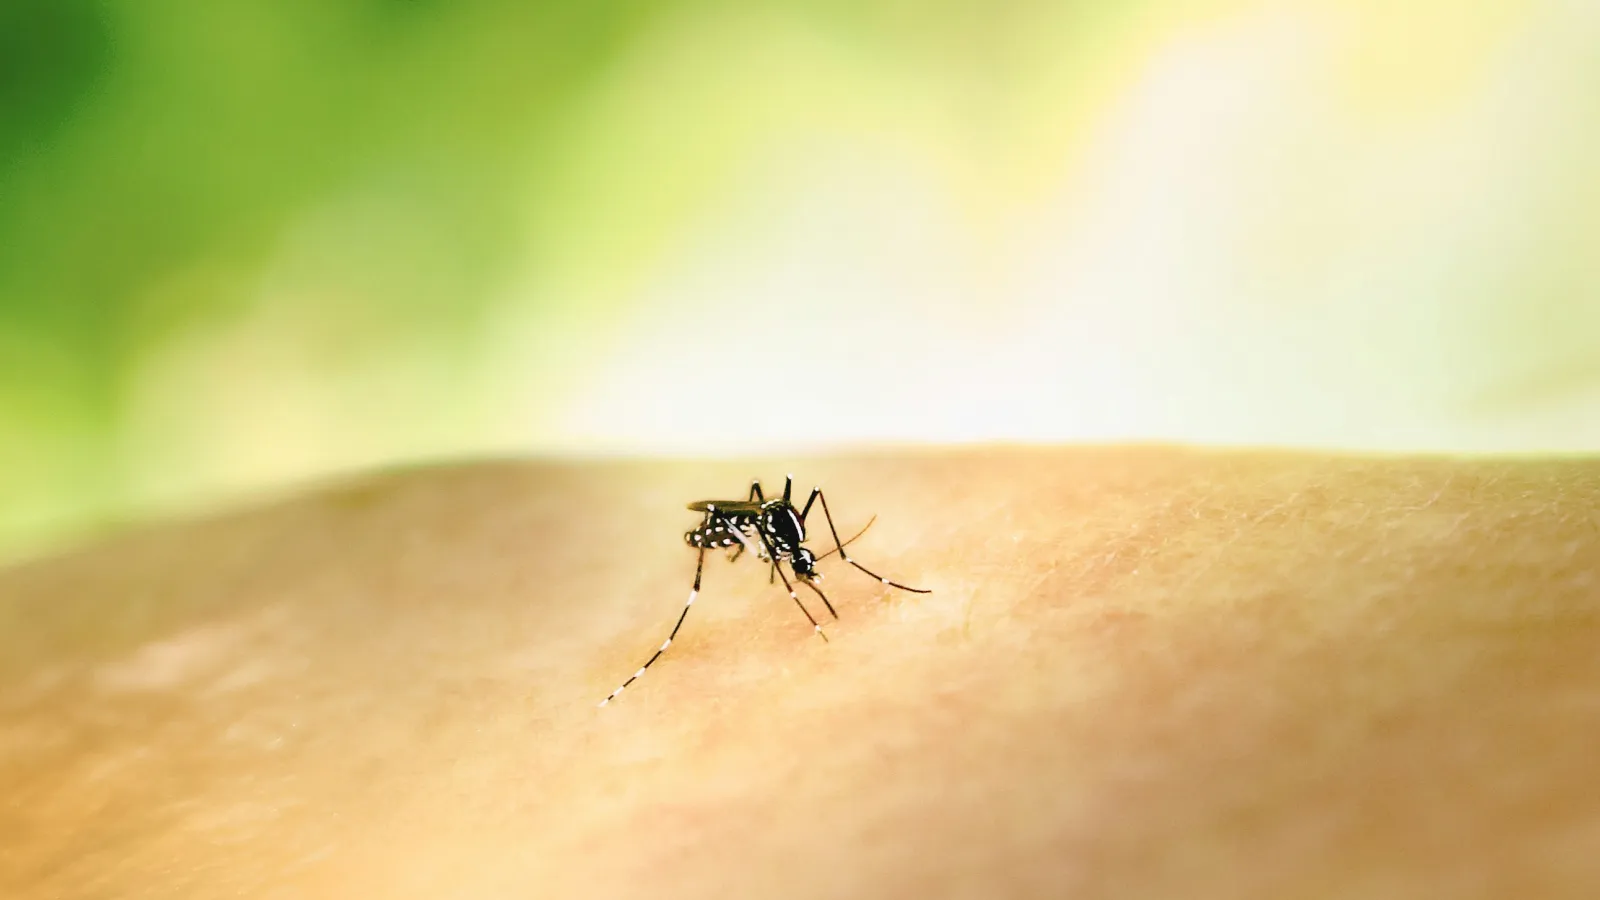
[3,448,1600,898]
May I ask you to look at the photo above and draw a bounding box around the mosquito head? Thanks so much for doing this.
[791,547,822,582]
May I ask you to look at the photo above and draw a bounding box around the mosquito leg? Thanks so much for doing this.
[807,488,931,593]
[598,548,707,707]
[800,579,839,620]
[747,519,839,621]
[734,514,830,640]
[748,479,765,502]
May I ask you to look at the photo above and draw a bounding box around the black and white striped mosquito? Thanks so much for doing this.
[597,474,929,707]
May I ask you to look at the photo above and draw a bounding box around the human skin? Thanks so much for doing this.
[2,447,1599,898]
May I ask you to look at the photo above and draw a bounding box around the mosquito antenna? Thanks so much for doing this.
[815,514,876,562]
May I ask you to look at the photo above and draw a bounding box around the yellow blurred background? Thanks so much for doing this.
[2,0,1597,561]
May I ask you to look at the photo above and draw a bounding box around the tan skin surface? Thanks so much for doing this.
[3,448,1600,898]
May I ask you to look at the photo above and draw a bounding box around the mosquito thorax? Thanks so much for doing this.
[761,500,806,549]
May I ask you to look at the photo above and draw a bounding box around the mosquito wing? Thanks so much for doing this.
[687,499,764,514]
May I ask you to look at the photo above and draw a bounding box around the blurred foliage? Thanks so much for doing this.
[0,0,1153,558]
[0,0,667,552]
[2,0,1597,562]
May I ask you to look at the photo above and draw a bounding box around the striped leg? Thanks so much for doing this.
[801,488,930,594]
[789,514,878,617]
[738,513,831,641]
[598,547,707,708]
[706,504,830,641]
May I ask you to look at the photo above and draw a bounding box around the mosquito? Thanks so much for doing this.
[597,474,930,707]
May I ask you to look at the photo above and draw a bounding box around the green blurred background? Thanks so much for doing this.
[2,0,1598,562]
